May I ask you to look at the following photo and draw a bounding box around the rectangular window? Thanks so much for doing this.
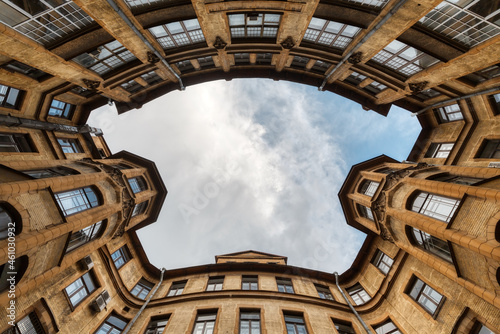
[424,143,454,158]
[332,319,355,334]
[66,221,103,253]
[488,93,500,115]
[192,312,217,334]
[303,18,361,50]
[95,313,128,334]
[206,276,224,291]
[315,284,334,300]
[360,181,379,197]
[148,19,205,49]
[145,316,170,334]
[111,245,132,269]
[2,60,50,81]
[228,13,281,39]
[7,312,45,334]
[435,104,463,123]
[478,139,500,159]
[132,201,148,217]
[0,133,34,152]
[411,192,460,223]
[23,166,78,179]
[48,99,75,119]
[372,250,394,275]
[431,173,483,186]
[131,278,154,300]
[128,177,147,194]
[167,280,186,296]
[471,322,495,334]
[240,311,261,334]
[347,283,371,305]
[407,276,444,316]
[242,275,258,290]
[58,138,84,154]
[374,320,401,334]
[0,84,22,109]
[276,277,294,293]
[55,187,99,216]
[284,313,308,334]
[64,271,97,308]
[357,204,374,221]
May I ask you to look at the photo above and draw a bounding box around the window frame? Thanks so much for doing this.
[276,277,294,293]
[48,99,76,119]
[434,103,463,123]
[111,245,132,269]
[373,319,402,334]
[424,142,454,158]
[242,275,258,290]
[128,176,148,194]
[476,139,500,159]
[332,318,355,334]
[283,313,308,334]
[64,270,98,309]
[0,84,23,109]
[94,313,128,334]
[206,276,224,291]
[405,275,445,318]
[65,221,105,253]
[228,13,282,40]
[54,186,101,217]
[410,191,461,223]
[7,311,46,334]
[239,310,261,334]
[0,133,35,153]
[145,315,170,334]
[347,283,371,305]
[488,93,500,115]
[356,204,374,221]
[132,201,148,217]
[408,227,453,263]
[303,17,362,50]
[359,180,380,197]
[371,249,394,275]
[131,278,154,300]
[57,137,84,154]
[148,19,205,49]
[315,284,334,300]
[0,202,22,240]
[23,166,79,179]
[191,311,217,334]
[167,280,187,297]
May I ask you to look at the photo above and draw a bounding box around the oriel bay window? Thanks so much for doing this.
[64,271,98,308]
[411,192,460,223]
[54,187,100,216]
[409,227,452,263]
[356,204,374,221]
[132,201,148,217]
[65,221,104,253]
[360,180,379,197]
[406,276,444,317]
[228,13,281,39]
[128,176,148,194]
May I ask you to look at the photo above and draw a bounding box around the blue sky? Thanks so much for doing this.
[89,78,421,274]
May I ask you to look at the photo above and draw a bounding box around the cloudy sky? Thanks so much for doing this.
[88,79,420,274]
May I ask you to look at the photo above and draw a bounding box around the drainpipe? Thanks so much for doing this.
[104,0,185,91]
[412,86,500,116]
[319,0,408,91]
[333,272,375,334]
[123,268,166,334]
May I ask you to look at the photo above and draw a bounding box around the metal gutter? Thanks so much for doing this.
[319,0,409,91]
[412,86,500,116]
[123,267,166,334]
[333,272,375,334]
[105,0,185,91]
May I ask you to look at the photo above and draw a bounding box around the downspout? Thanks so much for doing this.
[319,0,409,91]
[104,0,185,91]
[333,272,374,334]
[123,267,166,334]
[412,86,500,116]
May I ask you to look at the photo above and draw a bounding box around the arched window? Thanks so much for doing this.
[0,256,28,293]
[65,221,105,253]
[0,203,22,240]
[410,192,460,223]
[127,176,147,194]
[408,227,452,263]
[54,187,101,216]
[359,180,380,197]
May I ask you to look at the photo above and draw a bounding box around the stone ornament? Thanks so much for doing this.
[281,36,295,49]
[213,36,227,50]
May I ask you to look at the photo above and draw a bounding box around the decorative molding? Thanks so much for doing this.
[82,79,100,90]
[408,81,428,93]
[280,36,295,49]
[347,52,363,64]
[213,36,227,50]
[147,52,160,64]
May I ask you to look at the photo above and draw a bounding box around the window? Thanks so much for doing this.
[128,177,148,194]
[206,276,224,291]
[2,60,50,81]
[148,19,205,49]
[315,284,334,300]
[145,316,170,334]
[132,201,148,217]
[54,187,100,216]
[57,138,84,154]
[407,276,444,316]
[167,280,186,296]
[120,79,144,94]
[0,0,93,46]
[347,283,371,305]
[0,84,22,109]
[234,53,250,64]
[424,143,454,158]
[366,81,387,94]
[375,167,398,174]
[23,166,78,179]
[488,93,500,115]
[48,99,75,119]
[471,322,495,334]
[284,313,308,334]
[303,18,361,50]
[419,0,500,48]
[111,246,131,269]
[112,163,132,170]
[131,278,154,300]
[125,0,164,8]
[409,227,452,263]
[64,271,97,308]
[6,312,45,334]
[228,13,281,39]
[192,312,217,334]
[276,277,294,293]
[372,250,394,275]
[0,256,28,293]
[95,313,128,334]
[341,0,389,8]
[373,320,401,334]
[435,104,463,123]
[242,276,258,290]
[0,203,21,240]
[240,311,260,334]
[411,192,460,223]
[66,221,104,253]
[0,133,34,152]
[357,204,374,221]
[372,40,440,77]
[72,40,136,76]
[332,319,355,334]
[141,71,164,86]
[430,173,483,186]
[360,180,379,197]
[477,139,500,159]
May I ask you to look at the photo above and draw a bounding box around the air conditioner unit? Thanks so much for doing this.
[488,162,500,168]
[80,256,94,270]
[101,290,111,304]
[91,295,106,312]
